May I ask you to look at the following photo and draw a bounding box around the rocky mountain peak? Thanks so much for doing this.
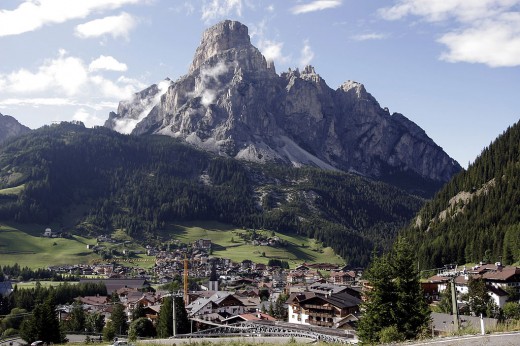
[339,80,367,97]
[189,20,252,73]
[105,19,462,195]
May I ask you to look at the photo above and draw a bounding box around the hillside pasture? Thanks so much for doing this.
[0,223,99,268]
[163,221,345,267]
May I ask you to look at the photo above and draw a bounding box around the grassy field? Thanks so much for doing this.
[163,221,345,268]
[0,223,99,268]
[0,221,344,269]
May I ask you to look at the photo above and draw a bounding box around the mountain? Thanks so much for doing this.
[402,120,520,269]
[0,113,31,144]
[105,20,461,197]
[0,122,424,267]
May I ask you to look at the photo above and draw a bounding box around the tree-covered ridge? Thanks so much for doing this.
[0,122,424,267]
[403,120,520,269]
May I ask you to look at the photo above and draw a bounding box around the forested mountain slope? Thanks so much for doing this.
[0,122,424,266]
[402,120,520,269]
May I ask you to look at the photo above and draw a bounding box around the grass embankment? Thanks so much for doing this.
[163,221,345,268]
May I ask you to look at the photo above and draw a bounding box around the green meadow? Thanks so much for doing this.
[0,223,99,268]
[0,221,344,270]
[163,221,345,268]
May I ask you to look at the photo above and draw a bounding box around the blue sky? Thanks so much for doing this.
[0,0,519,167]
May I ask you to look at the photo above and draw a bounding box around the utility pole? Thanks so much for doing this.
[172,294,177,337]
[450,278,459,331]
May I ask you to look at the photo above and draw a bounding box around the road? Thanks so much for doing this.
[2,332,518,346]
[405,332,520,346]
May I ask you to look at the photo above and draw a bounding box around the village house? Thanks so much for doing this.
[193,239,212,250]
[426,264,520,309]
[186,291,246,322]
[286,288,361,329]
[329,270,356,286]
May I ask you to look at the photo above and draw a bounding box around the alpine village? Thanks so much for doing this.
[1,20,519,346]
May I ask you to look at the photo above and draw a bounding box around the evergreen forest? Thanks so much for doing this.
[0,122,425,267]
[403,120,520,269]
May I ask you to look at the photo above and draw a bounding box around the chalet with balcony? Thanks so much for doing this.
[286,290,361,328]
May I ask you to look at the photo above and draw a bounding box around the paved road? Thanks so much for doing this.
[405,332,520,346]
[3,332,518,346]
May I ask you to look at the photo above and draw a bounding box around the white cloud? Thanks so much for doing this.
[201,0,243,22]
[113,79,170,134]
[258,40,291,65]
[379,0,520,22]
[72,108,105,127]
[352,33,388,41]
[4,50,88,95]
[379,0,520,67]
[75,12,137,39]
[291,0,342,15]
[299,40,315,67]
[0,50,145,110]
[0,0,141,37]
[438,13,520,67]
[0,97,78,107]
[89,55,128,72]
[90,75,145,100]
[190,61,230,107]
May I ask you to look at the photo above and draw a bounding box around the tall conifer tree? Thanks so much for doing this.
[358,238,430,343]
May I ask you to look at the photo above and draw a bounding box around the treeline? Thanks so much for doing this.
[403,120,520,268]
[0,123,424,267]
[0,264,77,282]
[0,281,107,315]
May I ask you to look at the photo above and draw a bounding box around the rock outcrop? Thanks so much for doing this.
[105,20,461,191]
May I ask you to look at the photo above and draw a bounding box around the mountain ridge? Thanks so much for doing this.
[105,20,461,195]
[0,113,31,144]
[403,120,520,268]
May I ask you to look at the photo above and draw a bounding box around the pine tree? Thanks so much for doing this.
[391,237,430,339]
[19,295,63,344]
[357,252,397,343]
[156,297,172,338]
[155,296,189,336]
[110,303,128,336]
[173,296,190,334]
[467,277,490,316]
[358,238,430,343]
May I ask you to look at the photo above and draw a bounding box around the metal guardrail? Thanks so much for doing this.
[175,320,356,344]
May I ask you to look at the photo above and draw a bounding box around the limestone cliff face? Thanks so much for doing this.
[0,113,31,144]
[105,20,461,188]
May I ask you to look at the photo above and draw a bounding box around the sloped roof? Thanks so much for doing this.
[487,285,509,297]
[79,278,147,294]
[286,292,316,304]
[482,267,520,281]
[289,290,361,309]
[77,295,110,305]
